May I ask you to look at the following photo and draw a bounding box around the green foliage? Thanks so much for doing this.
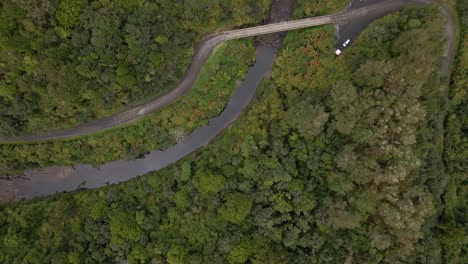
[115,0,145,12]
[154,35,169,44]
[180,162,192,182]
[286,101,329,139]
[196,170,226,195]
[56,0,87,28]
[0,40,257,174]
[294,0,348,18]
[167,244,187,264]
[219,193,253,224]
[0,85,16,99]
[434,1,468,262]
[228,238,254,263]
[174,191,188,209]
[110,212,143,244]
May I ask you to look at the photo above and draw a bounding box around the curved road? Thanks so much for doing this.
[0,0,424,143]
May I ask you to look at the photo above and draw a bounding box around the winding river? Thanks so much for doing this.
[0,0,295,200]
[0,0,455,200]
[0,46,278,200]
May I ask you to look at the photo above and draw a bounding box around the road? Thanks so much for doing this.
[0,0,454,144]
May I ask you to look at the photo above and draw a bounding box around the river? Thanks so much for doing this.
[1,0,451,201]
[0,0,296,200]
[0,46,278,200]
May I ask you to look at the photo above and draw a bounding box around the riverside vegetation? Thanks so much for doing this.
[0,39,257,173]
[2,5,466,263]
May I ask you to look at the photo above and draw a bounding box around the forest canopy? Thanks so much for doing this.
[0,0,271,135]
[1,5,462,263]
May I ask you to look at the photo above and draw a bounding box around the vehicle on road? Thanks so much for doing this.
[343,39,351,47]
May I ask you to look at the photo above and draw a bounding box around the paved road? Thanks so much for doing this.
[336,0,421,50]
[0,0,453,143]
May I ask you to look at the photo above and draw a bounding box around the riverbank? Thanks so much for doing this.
[0,0,296,201]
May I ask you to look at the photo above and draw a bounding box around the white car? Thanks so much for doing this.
[343,39,351,47]
[335,49,342,56]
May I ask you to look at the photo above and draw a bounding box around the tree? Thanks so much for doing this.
[109,212,142,245]
[195,169,225,195]
[228,238,254,263]
[286,100,329,140]
[166,244,187,264]
[219,193,253,224]
[56,0,87,28]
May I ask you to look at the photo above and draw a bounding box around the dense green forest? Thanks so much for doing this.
[2,6,462,263]
[0,38,256,174]
[0,0,271,135]
[435,0,468,262]
[294,0,347,17]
